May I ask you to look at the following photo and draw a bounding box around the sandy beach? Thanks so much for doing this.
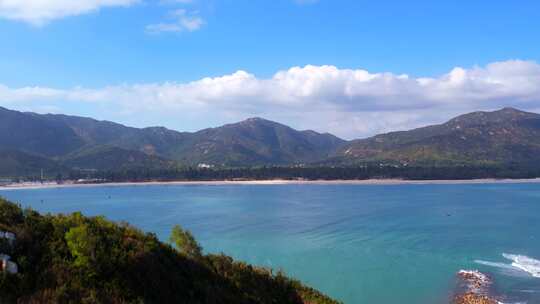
[2,178,540,191]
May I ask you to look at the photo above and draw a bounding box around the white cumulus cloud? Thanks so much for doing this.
[1,60,540,139]
[146,9,204,33]
[0,0,138,26]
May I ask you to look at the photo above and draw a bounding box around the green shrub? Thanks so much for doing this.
[0,198,341,304]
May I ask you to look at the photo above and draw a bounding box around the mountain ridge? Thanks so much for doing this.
[334,107,540,166]
[0,106,347,172]
[1,106,540,177]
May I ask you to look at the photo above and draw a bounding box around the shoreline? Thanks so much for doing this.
[2,177,540,190]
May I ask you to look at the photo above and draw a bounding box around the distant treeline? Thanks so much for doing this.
[25,164,540,183]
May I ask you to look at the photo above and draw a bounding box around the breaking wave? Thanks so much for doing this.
[502,254,540,278]
[475,253,540,278]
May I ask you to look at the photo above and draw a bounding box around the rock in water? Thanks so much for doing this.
[454,270,497,304]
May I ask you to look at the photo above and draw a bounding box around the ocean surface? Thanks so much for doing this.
[1,183,540,303]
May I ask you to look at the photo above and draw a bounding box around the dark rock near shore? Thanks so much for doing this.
[454,270,497,304]
[454,292,497,304]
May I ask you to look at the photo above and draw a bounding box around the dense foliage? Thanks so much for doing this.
[0,198,340,304]
[59,163,540,183]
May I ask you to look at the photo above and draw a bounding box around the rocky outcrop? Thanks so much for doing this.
[454,270,496,304]
[454,292,496,304]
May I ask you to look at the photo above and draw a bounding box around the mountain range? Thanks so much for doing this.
[1,106,540,177]
[331,107,540,167]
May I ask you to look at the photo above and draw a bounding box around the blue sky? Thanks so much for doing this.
[1,0,540,138]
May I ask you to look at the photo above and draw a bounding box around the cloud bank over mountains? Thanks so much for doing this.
[1,60,539,139]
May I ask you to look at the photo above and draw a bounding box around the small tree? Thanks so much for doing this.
[169,225,202,259]
[65,224,97,268]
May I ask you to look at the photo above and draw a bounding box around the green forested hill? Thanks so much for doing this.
[0,198,340,304]
[0,107,84,157]
[0,150,67,178]
[0,107,345,171]
[61,145,177,171]
[2,106,540,179]
[334,107,540,166]
[174,117,345,166]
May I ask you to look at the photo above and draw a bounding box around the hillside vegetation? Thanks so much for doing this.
[2,106,540,179]
[0,107,343,170]
[0,198,340,304]
[335,107,540,166]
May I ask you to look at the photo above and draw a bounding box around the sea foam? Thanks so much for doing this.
[502,254,540,278]
[475,253,540,278]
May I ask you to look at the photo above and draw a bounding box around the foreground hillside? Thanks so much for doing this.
[0,198,339,304]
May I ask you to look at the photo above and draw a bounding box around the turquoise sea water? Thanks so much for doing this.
[1,183,540,303]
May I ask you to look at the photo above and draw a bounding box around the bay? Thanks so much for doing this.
[2,183,540,303]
